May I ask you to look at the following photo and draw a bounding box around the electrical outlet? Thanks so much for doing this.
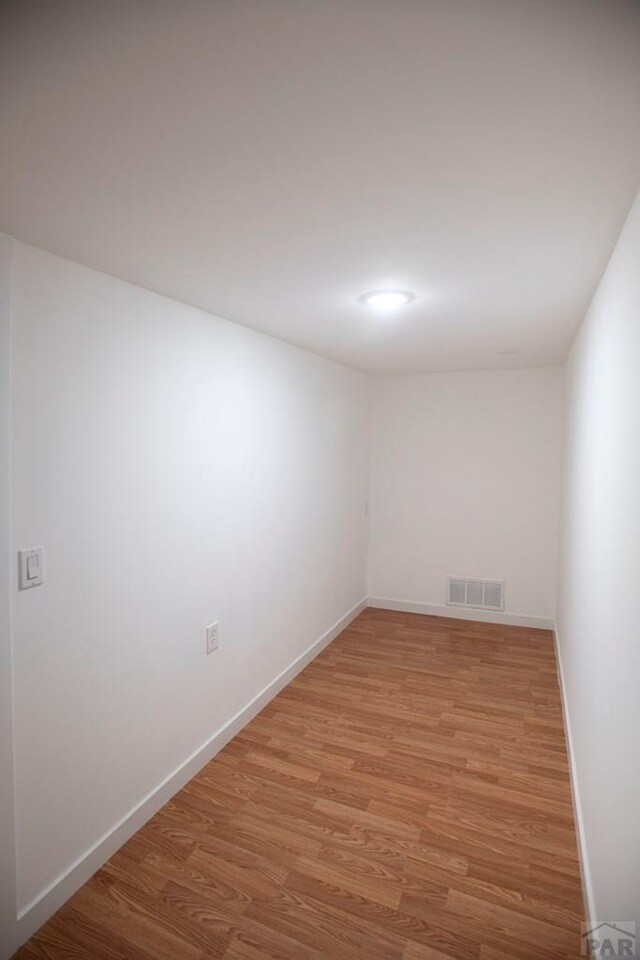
[206,622,219,655]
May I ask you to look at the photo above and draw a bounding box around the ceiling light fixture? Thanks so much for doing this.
[360,289,415,311]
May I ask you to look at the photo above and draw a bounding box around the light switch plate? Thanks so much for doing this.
[18,547,44,589]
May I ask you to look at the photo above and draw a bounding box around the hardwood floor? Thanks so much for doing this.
[14,609,584,960]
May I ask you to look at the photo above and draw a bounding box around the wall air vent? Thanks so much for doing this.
[447,577,505,611]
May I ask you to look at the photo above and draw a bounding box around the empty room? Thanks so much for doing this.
[1,2,639,958]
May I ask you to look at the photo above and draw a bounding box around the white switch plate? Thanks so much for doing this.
[18,547,44,589]
[206,621,219,654]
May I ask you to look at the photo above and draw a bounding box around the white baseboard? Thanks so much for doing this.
[367,596,554,630]
[552,625,596,926]
[8,598,366,957]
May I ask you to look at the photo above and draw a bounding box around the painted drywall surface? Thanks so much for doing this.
[557,190,640,918]
[0,235,17,948]
[10,241,371,912]
[368,368,563,620]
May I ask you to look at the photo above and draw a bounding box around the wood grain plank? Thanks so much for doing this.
[14,609,584,960]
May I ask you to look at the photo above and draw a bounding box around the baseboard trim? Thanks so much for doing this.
[10,597,366,954]
[367,596,554,630]
[552,624,596,926]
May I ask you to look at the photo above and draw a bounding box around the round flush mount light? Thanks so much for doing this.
[360,289,415,311]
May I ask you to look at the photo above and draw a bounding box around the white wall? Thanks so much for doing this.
[0,236,17,953]
[8,241,370,927]
[368,368,563,624]
[557,190,640,920]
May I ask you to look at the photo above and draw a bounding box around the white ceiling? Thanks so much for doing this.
[1,0,639,374]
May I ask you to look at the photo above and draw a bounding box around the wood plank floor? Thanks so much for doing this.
[14,609,585,960]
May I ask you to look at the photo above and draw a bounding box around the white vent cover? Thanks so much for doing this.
[447,577,505,611]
